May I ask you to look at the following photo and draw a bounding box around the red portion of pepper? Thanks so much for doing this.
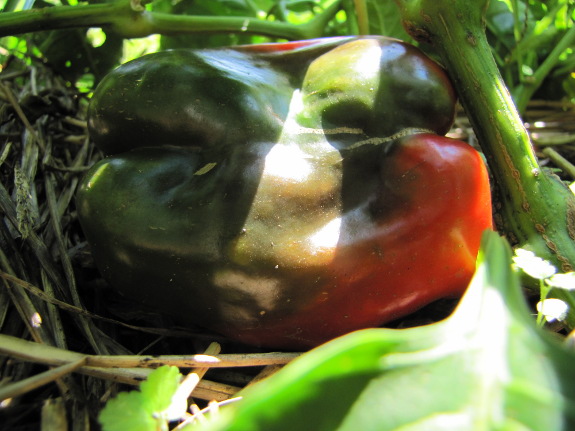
[211,134,493,348]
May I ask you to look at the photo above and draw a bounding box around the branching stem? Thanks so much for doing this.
[0,0,342,40]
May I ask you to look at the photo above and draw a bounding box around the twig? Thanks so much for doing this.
[244,364,284,387]
[62,116,87,129]
[0,357,87,401]
[0,333,301,369]
[178,397,243,428]
[0,334,301,401]
[0,334,244,401]
[87,351,301,369]
[179,342,222,417]
[179,342,221,394]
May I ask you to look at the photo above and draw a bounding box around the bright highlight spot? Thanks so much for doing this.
[356,43,386,81]
[309,218,342,251]
[537,298,569,323]
[264,144,312,182]
[87,28,106,48]
[30,312,42,328]
[86,162,110,189]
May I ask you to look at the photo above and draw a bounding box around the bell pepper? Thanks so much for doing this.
[77,36,492,349]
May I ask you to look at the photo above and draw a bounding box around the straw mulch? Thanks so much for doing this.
[0,52,574,430]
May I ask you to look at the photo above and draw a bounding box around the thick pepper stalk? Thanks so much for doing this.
[393,0,575,325]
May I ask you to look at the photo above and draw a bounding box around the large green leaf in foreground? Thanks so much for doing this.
[194,231,575,430]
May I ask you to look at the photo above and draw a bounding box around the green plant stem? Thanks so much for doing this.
[0,0,341,40]
[514,25,575,114]
[542,147,575,180]
[536,280,552,327]
[393,0,575,326]
[353,0,369,35]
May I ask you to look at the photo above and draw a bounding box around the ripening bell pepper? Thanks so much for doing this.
[77,36,492,349]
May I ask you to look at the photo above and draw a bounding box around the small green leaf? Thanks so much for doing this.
[366,0,411,40]
[99,366,183,431]
[140,365,182,413]
[98,391,157,431]
[141,365,184,421]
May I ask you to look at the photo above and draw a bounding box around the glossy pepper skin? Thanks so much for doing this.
[78,36,492,349]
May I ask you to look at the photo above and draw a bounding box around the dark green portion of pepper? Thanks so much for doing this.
[88,37,456,155]
[78,36,492,349]
[87,49,293,155]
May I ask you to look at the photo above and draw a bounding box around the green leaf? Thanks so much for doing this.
[366,0,411,41]
[486,0,523,50]
[98,391,158,431]
[99,366,183,431]
[140,365,183,415]
[192,231,575,430]
[32,27,123,84]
